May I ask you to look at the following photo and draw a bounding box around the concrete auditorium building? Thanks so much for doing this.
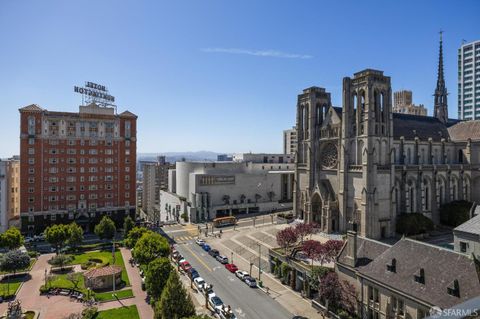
[294,37,480,240]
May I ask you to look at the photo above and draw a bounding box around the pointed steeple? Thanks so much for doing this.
[434,30,448,124]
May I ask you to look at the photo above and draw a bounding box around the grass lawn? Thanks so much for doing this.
[48,273,88,294]
[69,250,130,286]
[24,311,35,319]
[0,275,26,298]
[94,289,134,302]
[94,305,140,319]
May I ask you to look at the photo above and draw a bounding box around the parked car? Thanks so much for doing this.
[188,268,200,280]
[219,305,237,319]
[202,244,211,252]
[225,263,238,273]
[208,249,219,258]
[193,277,206,291]
[177,258,186,265]
[216,255,228,264]
[244,276,257,288]
[235,270,249,280]
[24,237,34,243]
[208,295,224,313]
[195,238,205,246]
[180,261,192,272]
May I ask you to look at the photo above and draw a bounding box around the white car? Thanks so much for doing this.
[235,270,249,280]
[208,294,224,313]
[193,277,205,291]
[195,238,205,246]
[24,237,34,243]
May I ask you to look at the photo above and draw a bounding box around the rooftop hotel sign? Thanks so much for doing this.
[74,81,115,106]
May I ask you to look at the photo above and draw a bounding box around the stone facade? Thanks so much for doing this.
[393,90,427,116]
[294,69,480,240]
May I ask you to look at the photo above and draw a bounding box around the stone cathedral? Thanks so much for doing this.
[293,37,480,239]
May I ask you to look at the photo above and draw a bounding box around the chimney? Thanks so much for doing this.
[346,230,357,268]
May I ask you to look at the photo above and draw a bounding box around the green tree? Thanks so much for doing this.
[123,215,135,237]
[66,272,83,290]
[125,227,151,248]
[0,250,30,294]
[133,232,170,265]
[94,216,116,240]
[45,224,70,254]
[154,271,195,319]
[48,254,73,270]
[145,257,172,300]
[0,227,24,250]
[67,222,83,251]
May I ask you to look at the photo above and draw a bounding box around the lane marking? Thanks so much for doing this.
[184,244,212,272]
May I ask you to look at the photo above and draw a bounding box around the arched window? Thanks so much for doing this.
[407,148,411,164]
[458,150,463,163]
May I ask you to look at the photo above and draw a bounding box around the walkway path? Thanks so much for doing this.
[96,248,154,318]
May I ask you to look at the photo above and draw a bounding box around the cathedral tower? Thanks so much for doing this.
[434,31,448,123]
[338,69,395,239]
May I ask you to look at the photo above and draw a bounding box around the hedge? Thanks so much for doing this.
[396,213,434,236]
[440,200,472,227]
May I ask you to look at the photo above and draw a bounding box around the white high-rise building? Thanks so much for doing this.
[283,127,297,155]
[458,40,480,120]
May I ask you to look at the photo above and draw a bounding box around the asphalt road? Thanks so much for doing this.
[175,240,293,319]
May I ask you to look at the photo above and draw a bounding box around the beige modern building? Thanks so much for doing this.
[283,127,297,154]
[0,157,20,233]
[393,90,427,116]
[336,231,480,318]
[160,154,294,223]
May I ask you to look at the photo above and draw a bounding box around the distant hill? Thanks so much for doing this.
[138,151,225,163]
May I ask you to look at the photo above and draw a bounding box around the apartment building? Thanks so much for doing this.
[19,103,137,234]
[458,40,480,120]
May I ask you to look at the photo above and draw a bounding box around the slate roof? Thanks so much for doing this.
[337,236,390,270]
[448,120,480,141]
[454,212,480,236]
[19,104,43,112]
[358,238,480,309]
[392,113,451,141]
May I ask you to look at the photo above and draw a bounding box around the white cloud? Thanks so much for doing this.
[201,47,312,59]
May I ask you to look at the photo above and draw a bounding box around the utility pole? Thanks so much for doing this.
[231,252,233,264]
[257,243,262,283]
[249,262,253,276]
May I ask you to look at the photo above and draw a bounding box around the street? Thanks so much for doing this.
[174,239,293,319]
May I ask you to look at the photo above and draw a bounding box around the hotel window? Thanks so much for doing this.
[67,186,76,192]
[68,140,75,146]
[28,158,35,165]
[67,149,76,155]
[29,138,35,145]
[89,149,98,155]
[125,149,130,155]
[125,192,130,198]
[50,214,56,221]
[106,184,113,190]
[125,121,131,138]
[89,167,97,173]
[28,148,35,155]
[106,176,113,182]
[125,166,130,172]
[28,215,34,222]
[89,158,98,164]
[105,167,113,173]
[125,140,130,147]
[80,176,85,182]
[28,168,35,174]
[28,116,36,135]
[125,175,130,181]
[28,197,34,203]
[49,186,57,192]
[89,140,97,146]
[460,241,468,253]
[66,176,76,183]
[67,167,76,173]
[49,177,58,182]
[105,149,113,155]
[28,187,34,193]
[105,158,113,164]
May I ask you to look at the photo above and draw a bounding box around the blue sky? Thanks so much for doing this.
[0,0,479,157]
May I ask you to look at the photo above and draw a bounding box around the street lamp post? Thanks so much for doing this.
[231,252,233,264]
[249,262,253,276]
[257,243,262,283]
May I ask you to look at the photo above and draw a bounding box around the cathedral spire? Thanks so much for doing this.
[434,30,448,123]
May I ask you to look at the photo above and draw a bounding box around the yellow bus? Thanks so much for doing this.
[213,216,237,228]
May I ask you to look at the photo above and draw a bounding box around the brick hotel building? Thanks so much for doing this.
[19,103,137,235]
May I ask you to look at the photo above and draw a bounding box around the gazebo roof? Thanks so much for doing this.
[84,265,122,278]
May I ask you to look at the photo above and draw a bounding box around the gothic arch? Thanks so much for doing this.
[450,174,460,201]
[422,176,433,212]
[463,175,471,201]
[357,140,364,165]
[311,193,322,224]
[406,177,417,213]
[436,175,447,207]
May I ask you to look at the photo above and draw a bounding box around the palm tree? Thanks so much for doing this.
[267,191,276,202]
[222,195,230,205]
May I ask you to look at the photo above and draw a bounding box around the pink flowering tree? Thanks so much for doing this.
[301,240,323,269]
[318,239,344,265]
[318,272,357,313]
[294,223,316,243]
[276,227,298,255]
